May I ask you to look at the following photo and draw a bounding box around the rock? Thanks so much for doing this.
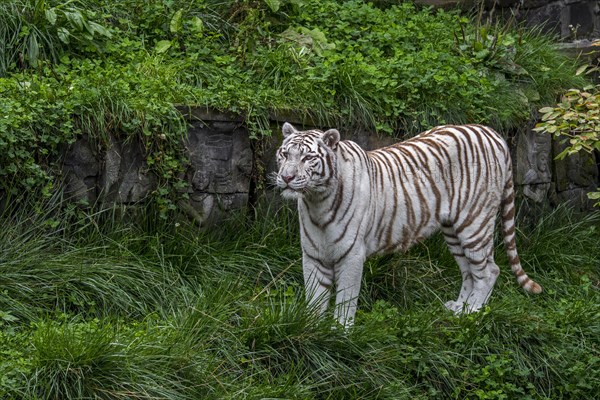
[99,134,155,204]
[186,192,249,226]
[56,107,598,226]
[62,138,99,204]
[414,0,600,40]
[553,139,599,209]
[186,121,252,194]
[184,119,253,222]
[515,129,552,204]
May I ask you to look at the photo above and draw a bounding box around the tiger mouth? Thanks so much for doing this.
[279,181,306,192]
[281,186,306,198]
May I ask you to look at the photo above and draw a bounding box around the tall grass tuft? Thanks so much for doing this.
[1,196,599,398]
[0,0,111,76]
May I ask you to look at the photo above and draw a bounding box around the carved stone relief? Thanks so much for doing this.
[516,129,553,203]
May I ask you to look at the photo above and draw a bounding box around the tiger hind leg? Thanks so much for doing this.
[461,250,500,313]
[444,221,500,314]
[442,226,474,313]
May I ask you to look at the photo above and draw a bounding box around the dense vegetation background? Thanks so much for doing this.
[0,0,587,207]
[0,0,599,398]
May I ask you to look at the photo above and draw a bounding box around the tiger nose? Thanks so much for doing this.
[282,175,295,183]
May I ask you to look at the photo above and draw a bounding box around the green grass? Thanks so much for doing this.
[1,199,599,399]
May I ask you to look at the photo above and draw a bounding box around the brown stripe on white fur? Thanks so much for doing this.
[501,177,543,294]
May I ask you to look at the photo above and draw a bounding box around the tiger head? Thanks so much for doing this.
[275,122,340,200]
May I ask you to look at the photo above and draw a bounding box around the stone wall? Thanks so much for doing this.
[182,109,253,225]
[501,0,599,40]
[62,108,254,226]
[416,0,600,40]
[61,108,599,224]
[512,121,599,215]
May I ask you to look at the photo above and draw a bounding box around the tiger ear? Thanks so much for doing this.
[282,122,297,138]
[322,129,340,150]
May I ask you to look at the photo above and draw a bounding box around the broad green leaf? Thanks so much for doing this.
[264,0,281,12]
[88,21,112,38]
[45,8,57,25]
[475,49,490,60]
[190,16,204,34]
[155,40,172,54]
[28,35,39,65]
[0,312,18,322]
[57,27,70,44]
[170,9,183,34]
[65,11,84,30]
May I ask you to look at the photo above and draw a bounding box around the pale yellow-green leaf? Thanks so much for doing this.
[576,64,588,76]
[264,0,281,12]
[170,9,183,34]
[190,16,204,34]
[155,40,172,54]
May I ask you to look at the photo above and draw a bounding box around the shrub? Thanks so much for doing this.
[0,0,586,213]
[0,0,111,76]
[535,80,600,205]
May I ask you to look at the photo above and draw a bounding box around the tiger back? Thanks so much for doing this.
[275,122,542,327]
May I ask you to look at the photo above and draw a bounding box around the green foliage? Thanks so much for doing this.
[0,314,31,397]
[0,2,596,397]
[0,79,71,195]
[535,86,600,157]
[0,0,586,212]
[0,0,112,76]
[0,56,192,213]
[1,200,599,398]
[535,82,600,205]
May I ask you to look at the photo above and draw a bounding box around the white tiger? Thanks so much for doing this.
[275,122,542,327]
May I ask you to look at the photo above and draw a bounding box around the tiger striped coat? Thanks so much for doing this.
[275,122,542,327]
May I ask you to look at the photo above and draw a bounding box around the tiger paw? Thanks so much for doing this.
[444,300,463,314]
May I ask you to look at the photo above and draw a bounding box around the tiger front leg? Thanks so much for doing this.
[302,256,333,318]
[333,255,365,328]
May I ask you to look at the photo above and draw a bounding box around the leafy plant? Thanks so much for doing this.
[0,77,75,196]
[0,324,31,398]
[534,79,600,205]
[0,0,588,215]
[0,0,111,76]
[0,56,193,214]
